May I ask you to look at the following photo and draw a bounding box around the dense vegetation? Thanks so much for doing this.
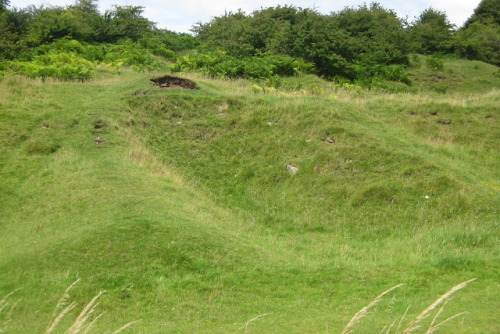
[0,0,499,333]
[1,0,499,82]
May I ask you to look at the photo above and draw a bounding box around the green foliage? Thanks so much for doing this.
[10,51,94,80]
[355,64,412,85]
[194,4,410,81]
[330,3,410,65]
[7,37,167,80]
[409,8,455,54]
[464,0,500,28]
[0,8,30,60]
[149,29,198,52]
[172,51,314,79]
[0,0,9,12]
[426,55,445,70]
[104,5,154,42]
[193,9,254,56]
[103,39,161,71]
[25,5,80,45]
[454,19,500,65]
[138,35,177,60]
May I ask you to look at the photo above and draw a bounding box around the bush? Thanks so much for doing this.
[11,51,94,80]
[8,38,171,80]
[426,56,444,71]
[172,51,314,80]
[454,20,499,66]
[103,40,161,71]
[354,64,412,85]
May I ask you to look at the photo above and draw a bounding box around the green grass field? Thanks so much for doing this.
[0,57,499,333]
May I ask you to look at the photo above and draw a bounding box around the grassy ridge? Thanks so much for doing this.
[0,58,499,333]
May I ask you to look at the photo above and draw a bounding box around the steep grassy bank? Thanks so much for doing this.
[0,58,499,333]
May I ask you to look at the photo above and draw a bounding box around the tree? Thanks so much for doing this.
[0,7,31,59]
[455,0,499,65]
[193,10,254,56]
[105,5,155,41]
[409,8,455,54]
[0,0,9,12]
[25,6,78,45]
[66,0,102,41]
[455,19,500,65]
[330,3,410,65]
[464,0,500,28]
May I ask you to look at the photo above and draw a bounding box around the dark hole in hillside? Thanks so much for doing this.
[151,75,199,90]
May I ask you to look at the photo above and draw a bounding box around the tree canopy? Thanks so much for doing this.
[0,0,498,77]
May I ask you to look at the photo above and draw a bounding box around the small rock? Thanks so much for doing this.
[286,164,299,175]
[325,137,335,144]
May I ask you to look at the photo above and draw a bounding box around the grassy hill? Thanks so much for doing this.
[0,57,499,333]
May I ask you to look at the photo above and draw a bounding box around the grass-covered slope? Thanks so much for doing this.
[0,58,499,333]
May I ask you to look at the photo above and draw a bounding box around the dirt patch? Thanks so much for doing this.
[437,119,453,125]
[151,75,199,90]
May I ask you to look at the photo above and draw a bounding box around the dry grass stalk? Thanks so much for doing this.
[342,284,404,334]
[44,280,140,334]
[394,306,411,334]
[233,313,272,333]
[65,290,105,334]
[0,289,20,314]
[381,319,397,334]
[427,301,447,331]
[81,311,105,334]
[0,289,21,333]
[402,278,476,334]
[112,320,142,333]
[46,279,80,334]
[46,301,77,334]
[424,312,467,334]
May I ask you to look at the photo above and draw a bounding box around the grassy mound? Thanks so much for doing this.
[0,57,498,333]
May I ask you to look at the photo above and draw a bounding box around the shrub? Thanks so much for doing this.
[11,51,94,80]
[8,38,170,80]
[426,55,445,71]
[172,51,314,80]
[354,64,412,85]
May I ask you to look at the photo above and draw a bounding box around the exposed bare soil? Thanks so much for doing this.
[151,75,199,90]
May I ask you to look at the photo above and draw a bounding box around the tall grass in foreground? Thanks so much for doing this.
[0,280,140,334]
[342,279,476,334]
[1,279,476,333]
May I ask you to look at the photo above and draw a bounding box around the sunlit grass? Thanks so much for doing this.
[0,59,498,333]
